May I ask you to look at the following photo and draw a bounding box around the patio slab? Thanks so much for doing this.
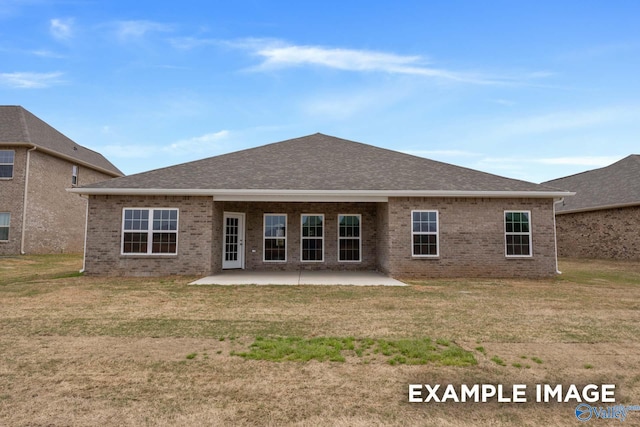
[190,270,407,286]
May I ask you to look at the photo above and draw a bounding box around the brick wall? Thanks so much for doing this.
[385,197,558,278]
[0,147,26,255]
[556,206,640,260]
[84,196,214,276]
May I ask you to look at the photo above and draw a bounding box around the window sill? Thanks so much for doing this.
[412,255,440,259]
[120,254,178,259]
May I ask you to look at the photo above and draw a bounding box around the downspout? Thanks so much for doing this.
[20,146,37,255]
[553,198,564,274]
[80,195,89,273]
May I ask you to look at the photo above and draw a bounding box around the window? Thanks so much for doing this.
[72,165,78,186]
[301,214,324,262]
[264,214,287,262]
[0,213,9,241]
[122,208,178,255]
[505,211,532,257]
[412,210,439,257]
[338,214,361,262]
[0,150,14,179]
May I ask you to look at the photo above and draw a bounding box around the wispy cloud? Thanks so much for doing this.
[31,49,66,58]
[0,71,64,88]
[535,156,623,166]
[164,130,230,153]
[110,20,173,42]
[50,18,73,40]
[403,149,481,158]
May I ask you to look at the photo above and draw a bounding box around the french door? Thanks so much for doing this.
[222,212,245,269]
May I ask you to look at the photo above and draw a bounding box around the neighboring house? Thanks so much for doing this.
[0,106,123,255]
[72,133,571,278]
[544,155,640,260]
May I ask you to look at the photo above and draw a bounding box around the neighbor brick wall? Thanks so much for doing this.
[555,206,640,260]
[24,150,114,254]
[384,197,558,278]
[0,146,27,255]
[221,201,378,271]
[84,196,214,276]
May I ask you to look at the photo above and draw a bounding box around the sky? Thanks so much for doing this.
[1,0,639,183]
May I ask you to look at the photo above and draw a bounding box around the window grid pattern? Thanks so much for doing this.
[505,211,532,256]
[122,208,178,254]
[264,214,287,262]
[412,211,438,256]
[72,165,78,186]
[225,217,239,262]
[338,215,361,262]
[0,213,10,241]
[301,215,324,262]
[0,150,14,179]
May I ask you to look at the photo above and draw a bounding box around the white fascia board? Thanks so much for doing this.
[67,187,574,200]
[556,201,640,215]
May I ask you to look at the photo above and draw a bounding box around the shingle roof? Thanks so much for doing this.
[0,106,123,176]
[543,155,640,213]
[79,133,566,197]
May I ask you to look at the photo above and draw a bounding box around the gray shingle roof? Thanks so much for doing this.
[80,133,565,196]
[544,155,640,213]
[0,106,123,176]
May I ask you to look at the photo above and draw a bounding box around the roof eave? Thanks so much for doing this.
[556,201,640,215]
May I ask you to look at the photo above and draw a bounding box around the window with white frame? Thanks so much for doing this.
[505,211,532,257]
[338,214,361,262]
[412,210,439,257]
[122,208,178,255]
[0,213,9,241]
[72,165,78,186]
[0,150,14,179]
[264,214,287,262]
[301,214,324,262]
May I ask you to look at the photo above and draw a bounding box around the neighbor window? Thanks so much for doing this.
[0,150,14,179]
[412,210,439,257]
[338,214,361,262]
[301,214,324,262]
[122,208,178,255]
[505,211,532,257]
[264,214,287,262]
[71,165,78,186]
[0,213,9,241]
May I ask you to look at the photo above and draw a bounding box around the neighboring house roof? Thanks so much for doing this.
[0,106,123,177]
[544,155,640,214]
[74,133,570,200]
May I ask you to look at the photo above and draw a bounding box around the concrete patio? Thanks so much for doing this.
[190,270,407,286]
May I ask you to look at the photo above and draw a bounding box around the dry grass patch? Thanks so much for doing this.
[1,255,639,426]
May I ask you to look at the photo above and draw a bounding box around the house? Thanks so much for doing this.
[0,106,123,255]
[543,155,640,260]
[71,133,571,278]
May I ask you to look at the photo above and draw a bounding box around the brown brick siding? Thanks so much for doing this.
[84,196,214,276]
[556,206,640,260]
[0,147,27,255]
[385,197,558,278]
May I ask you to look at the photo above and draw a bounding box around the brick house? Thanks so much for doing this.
[0,106,123,255]
[72,133,571,278]
[544,155,640,260]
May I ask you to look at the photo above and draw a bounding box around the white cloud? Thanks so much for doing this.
[111,20,173,41]
[0,71,64,88]
[31,49,66,58]
[50,18,73,40]
[403,149,481,158]
[164,130,230,153]
[535,156,623,167]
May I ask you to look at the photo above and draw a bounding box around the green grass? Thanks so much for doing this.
[233,336,477,366]
[491,356,506,366]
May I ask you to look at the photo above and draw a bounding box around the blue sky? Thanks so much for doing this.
[1,1,639,183]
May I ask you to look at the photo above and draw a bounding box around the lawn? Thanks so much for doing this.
[1,255,639,426]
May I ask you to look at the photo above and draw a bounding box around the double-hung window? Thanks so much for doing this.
[264,214,287,262]
[301,214,324,262]
[0,150,14,179]
[338,214,361,262]
[412,210,439,257]
[505,211,532,257]
[72,165,78,186]
[122,208,178,255]
[0,213,9,241]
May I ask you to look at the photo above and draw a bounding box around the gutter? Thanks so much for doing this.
[552,198,564,275]
[555,201,640,215]
[20,146,37,254]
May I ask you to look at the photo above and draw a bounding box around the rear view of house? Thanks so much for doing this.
[0,106,123,255]
[73,134,571,278]
[544,155,640,260]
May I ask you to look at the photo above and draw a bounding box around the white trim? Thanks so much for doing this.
[68,187,574,200]
[0,149,15,179]
[0,212,10,242]
[222,212,245,269]
[301,214,324,263]
[504,210,533,258]
[121,207,179,256]
[263,213,287,263]
[411,210,439,258]
[72,165,78,187]
[556,201,640,215]
[337,214,362,263]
